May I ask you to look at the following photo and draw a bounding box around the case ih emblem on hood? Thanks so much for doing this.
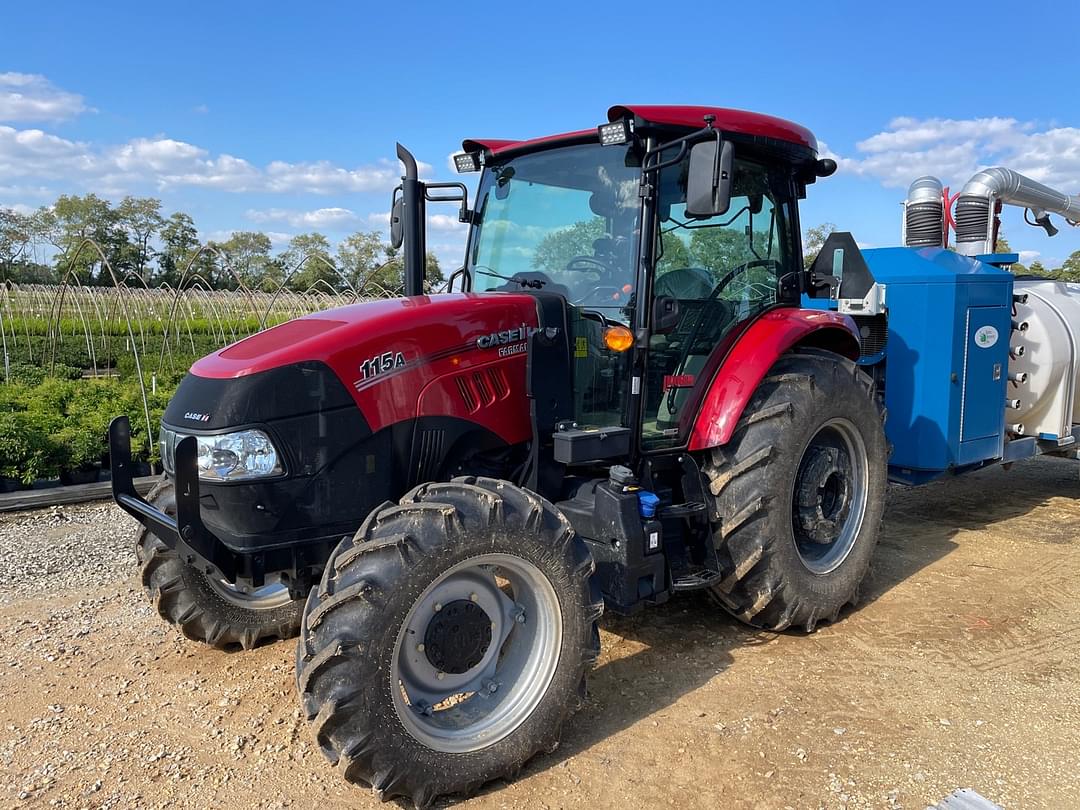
[476,325,538,357]
[183,411,211,423]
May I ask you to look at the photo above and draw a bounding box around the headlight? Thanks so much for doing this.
[161,427,283,481]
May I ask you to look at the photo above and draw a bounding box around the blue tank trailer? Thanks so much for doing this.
[806,237,1079,485]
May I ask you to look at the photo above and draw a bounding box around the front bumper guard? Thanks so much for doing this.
[108,416,328,596]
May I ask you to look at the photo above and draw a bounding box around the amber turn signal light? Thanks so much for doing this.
[602,325,634,352]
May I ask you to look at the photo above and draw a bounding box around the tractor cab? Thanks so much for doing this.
[399,105,836,460]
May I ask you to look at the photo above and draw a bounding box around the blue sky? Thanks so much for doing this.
[3,0,1080,270]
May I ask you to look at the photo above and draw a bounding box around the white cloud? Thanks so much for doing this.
[265,231,294,249]
[0,183,52,199]
[1018,250,1041,264]
[0,123,416,196]
[0,73,88,122]
[835,116,1080,191]
[246,207,360,229]
[193,104,209,115]
[428,213,465,232]
[265,158,403,194]
[0,202,36,216]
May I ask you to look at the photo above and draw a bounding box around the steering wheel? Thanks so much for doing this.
[709,258,782,298]
[565,255,611,274]
[572,285,625,307]
[654,266,714,300]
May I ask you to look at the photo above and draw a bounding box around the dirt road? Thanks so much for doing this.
[2,458,1079,809]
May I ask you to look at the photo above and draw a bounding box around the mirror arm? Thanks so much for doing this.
[643,140,689,176]
[446,266,471,293]
[424,181,473,223]
[641,121,717,179]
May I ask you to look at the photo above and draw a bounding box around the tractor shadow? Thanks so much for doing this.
[508,591,749,788]
[862,455,1079,604]
[504,456,1075,788]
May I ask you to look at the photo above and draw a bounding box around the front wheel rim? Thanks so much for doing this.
[791,418,869,574]
[391,553,563,754]
[205,576,294,609]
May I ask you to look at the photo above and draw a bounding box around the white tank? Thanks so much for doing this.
[1010,279,1080,439]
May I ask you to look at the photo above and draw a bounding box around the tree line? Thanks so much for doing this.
[0,194,442,294]
[5,195,1078,293]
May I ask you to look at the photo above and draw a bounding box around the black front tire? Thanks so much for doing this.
[136,480,304,651]
[295,476,602,808]
[703,349,888,631]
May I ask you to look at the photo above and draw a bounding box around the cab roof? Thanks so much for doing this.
[463,104,818,158]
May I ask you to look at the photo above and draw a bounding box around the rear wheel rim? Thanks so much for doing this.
[791,418,869,574]
[391,553,563,754]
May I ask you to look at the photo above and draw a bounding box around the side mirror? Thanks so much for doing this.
[389,189,404,250]
[685,137,733,219]
[651,295,681,334]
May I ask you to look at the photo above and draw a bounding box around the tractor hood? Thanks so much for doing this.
[181,292,541,440]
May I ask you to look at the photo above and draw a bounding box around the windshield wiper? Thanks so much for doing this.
[473,266,546,289]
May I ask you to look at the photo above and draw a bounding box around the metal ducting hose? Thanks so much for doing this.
[955,167,1080,256]
[953,195,991,250]
[903,176,946,247]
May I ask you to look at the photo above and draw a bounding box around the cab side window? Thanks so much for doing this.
[642,155,797,450]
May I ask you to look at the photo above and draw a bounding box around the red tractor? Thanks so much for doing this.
[110,104,886,805]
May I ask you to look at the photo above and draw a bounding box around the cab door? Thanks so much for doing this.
[640,153,800,451]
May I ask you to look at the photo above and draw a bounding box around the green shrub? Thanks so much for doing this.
[0,371,181,482]
[0,411,64,484]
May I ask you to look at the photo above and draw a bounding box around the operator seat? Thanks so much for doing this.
[654,266,715,300]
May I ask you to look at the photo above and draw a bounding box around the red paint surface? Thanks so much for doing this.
[191,293,540,444]
[687,309,859,451]
[462,105,817,158]
[609,105,817,152]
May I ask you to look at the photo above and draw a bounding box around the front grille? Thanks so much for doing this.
[415,429,445,481]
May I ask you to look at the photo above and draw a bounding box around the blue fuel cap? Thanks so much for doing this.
[637,490,660,518]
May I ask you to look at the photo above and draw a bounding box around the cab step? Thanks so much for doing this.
[671,564,724,592]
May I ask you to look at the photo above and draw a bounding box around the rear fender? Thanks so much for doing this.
[686,308,859,451]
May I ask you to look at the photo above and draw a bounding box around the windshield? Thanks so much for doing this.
[467,142,642,322]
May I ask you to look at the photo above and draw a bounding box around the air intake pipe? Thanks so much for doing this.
[954,167,1080,256]
[903,176,946,247]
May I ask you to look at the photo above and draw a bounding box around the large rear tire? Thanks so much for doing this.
[702,349,887,631]
[295,476,602,808]
[136,480,304,650]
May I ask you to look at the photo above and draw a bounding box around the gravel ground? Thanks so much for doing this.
[1,460,1079,809]
[0,503,134,605]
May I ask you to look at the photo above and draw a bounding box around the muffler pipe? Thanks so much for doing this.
[1012,319,1029,333]
[1008,423,1025,436]
[1009,371,1028,384]
[1006,398,1022,410]
[1011,345,1026,359]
